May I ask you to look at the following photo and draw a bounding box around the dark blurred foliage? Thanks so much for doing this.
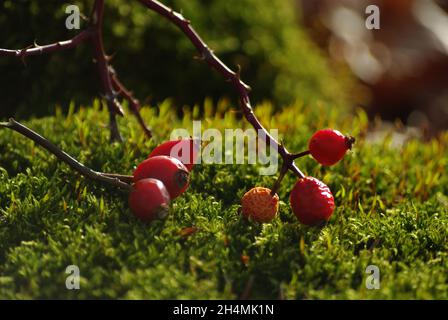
[0,0,346,118]
[297,0,448,133]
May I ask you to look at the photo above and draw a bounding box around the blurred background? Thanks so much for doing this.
[0,0,447,134]
[298,0,448,135]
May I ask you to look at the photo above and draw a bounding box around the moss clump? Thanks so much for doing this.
[0,99,446,299]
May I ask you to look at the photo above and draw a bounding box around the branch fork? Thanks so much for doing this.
[1,0,312,192]
[0,0,152,142]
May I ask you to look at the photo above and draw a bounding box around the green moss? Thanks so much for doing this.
[0,100,447,299]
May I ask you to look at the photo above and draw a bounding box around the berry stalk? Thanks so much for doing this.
[291,150,311,159]
[101,173,134,184]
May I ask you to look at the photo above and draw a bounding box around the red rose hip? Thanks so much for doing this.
[308,129,354,166]
[290,176,335,226]
[148,138,199,171]
[128,178,171,223]
[133,155,189,199]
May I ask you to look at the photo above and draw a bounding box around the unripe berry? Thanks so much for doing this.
[290,177,335,226]
[241,187,279,223]
[128,178,170,223]
[308,129,354,166]
[133,156,189,199]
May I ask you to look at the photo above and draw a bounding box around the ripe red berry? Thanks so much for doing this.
[133,156,190,199]
[148,139,199,171]
[290,177,335,226]
[128,178,171,223]
[241,187,279,223]
[308,129,354,166]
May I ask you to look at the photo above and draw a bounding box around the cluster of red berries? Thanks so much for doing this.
[128,139,198,222]
[129,129,354,227]
[242,129,354,226]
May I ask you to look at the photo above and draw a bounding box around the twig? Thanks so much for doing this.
[109,66,153,138]
[291,150,310,159]
[0,31,91,57]
[91,0,124,142]
[138,0,305,179]
[271,164,289,196]
[0,118,132,190]
[0,0,152,142]
[101,173,134,184]
[2,0,308,179]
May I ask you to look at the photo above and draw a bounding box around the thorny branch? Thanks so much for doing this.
[138,0,306,182]
[0,118,132,190]
[0,31,91,58]
[0,0,309,192]
[0,0,152,142]
[109,66,153,138]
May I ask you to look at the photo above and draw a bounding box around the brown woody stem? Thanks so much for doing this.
[138,0,305,179]
[270,164,289,196]
[0,31,91,58]
[0,118,132,190]
[110,67,153,138]
[292,150,310,159]
[91,0,123,142]
[1,0,308,187]
[0,0,152,141]
[101,173,134,184]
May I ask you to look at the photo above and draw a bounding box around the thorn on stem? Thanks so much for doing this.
[235,64,242,79]
[80,13,89,21]
[106,53,116,62]
[193,54,203,61]
[108,65,116,74]
[196,46,214,62]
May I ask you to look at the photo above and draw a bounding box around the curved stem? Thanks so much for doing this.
[270,164,289,196]
[0,1,152,141]
[110,66,153,138]
[101,173,134,184]
[0,119,131,190]
[291,150,310,159]
[138,0,305,179]
[0,30,92,58]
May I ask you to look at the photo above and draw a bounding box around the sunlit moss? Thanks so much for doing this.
[0,100,446,299]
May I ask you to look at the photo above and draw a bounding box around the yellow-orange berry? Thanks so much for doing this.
[241,187,279,223]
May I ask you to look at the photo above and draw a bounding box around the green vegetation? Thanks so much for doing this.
[0,100,446,299]
[0,0,348,119]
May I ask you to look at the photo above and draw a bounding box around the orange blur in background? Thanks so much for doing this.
[298,0,448,134]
